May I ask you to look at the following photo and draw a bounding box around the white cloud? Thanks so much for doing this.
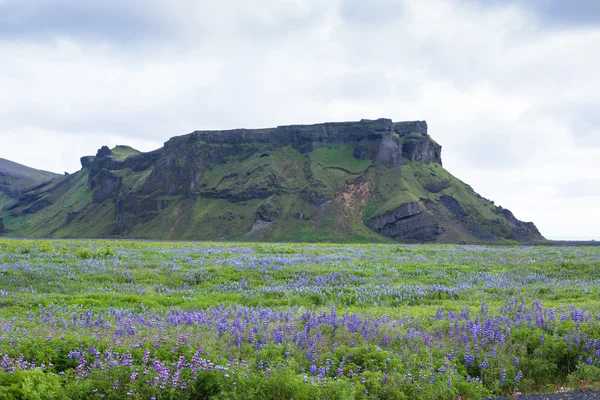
[0,0,599,239]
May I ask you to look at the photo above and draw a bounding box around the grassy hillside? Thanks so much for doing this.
[0,157,60,201]
[0,192,12,209]
[111,145,141,160]
[0,119,542,243]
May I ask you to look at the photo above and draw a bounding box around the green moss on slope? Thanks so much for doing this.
[111,146,141,161]
[0,192,13,210]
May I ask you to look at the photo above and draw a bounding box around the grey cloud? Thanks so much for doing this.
[325,71,393,100]
[0,0,331,47]
[466,0,600,28]
[543,104,600,147]
[566,106,600,147]
[559,180,600,197]
[0,0,166,43]
[455,135,526,169]
[339,0,406,25]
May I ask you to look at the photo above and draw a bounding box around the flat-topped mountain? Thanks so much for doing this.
[0,119,542,242]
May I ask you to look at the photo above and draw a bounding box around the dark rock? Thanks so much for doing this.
[80,156,96,169]
[439,196,468,218]
[353,138,381,160]
[294,211,311,220]
[375,135,403,166]
[65,210,78,226]
[111,218,133,235]
[500,208,543,242]
[0,218,4,233]
[393,121,428,136]
[156,198,172,211]
[24,198,52,214]
[166,118,395,153]
[257,199,280,222]
[402,136,442,164]
[423,180,451,193]
[89,169,121,203]
[96,146,113,158]
[365,202,443,242]
[439,195,495,241]
[302,186,329,206]
[248,214,273,235]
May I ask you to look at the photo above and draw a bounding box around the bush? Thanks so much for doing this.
[566,364,600,390]
[74,246,114,259]
[0,369,62,400]
[75,248,92,259]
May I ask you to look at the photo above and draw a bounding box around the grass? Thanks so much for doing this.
[111,145,141,161]
[0,191,13,210]
[309,144,372,174]
[0,239,598,399]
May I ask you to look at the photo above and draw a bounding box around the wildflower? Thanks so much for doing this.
[514,370,522,383]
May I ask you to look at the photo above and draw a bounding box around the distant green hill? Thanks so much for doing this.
[0,120,543,243]
[0,158,59,210]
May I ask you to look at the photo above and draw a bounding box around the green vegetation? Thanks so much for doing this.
[111,145,141,161]
[0,239,598,399]
[309,144,372,174]
[0,191,12,209]
[0,131,541,243]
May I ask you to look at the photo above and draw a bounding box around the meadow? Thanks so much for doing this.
[0,239,599,399]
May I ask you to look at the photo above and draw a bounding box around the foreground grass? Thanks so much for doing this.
[0,239,599,399]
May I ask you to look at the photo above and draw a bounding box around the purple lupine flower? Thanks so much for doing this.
[514,370,522,383]
[464,353,475,366]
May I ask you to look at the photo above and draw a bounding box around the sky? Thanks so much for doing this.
[0,0,599,240]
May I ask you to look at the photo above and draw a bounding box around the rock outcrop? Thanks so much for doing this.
[365,202,443,242]
[498,207,543,242]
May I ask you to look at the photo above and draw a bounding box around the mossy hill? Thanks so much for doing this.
[0,157,60,211]
[0,119,543,243]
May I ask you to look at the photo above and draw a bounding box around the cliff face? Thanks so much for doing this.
[1,119,542,243]
[140,119,436,197]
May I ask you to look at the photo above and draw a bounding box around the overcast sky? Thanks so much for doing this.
[1,0,599,240]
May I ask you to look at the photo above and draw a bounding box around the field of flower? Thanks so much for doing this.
[0,239,599,399]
